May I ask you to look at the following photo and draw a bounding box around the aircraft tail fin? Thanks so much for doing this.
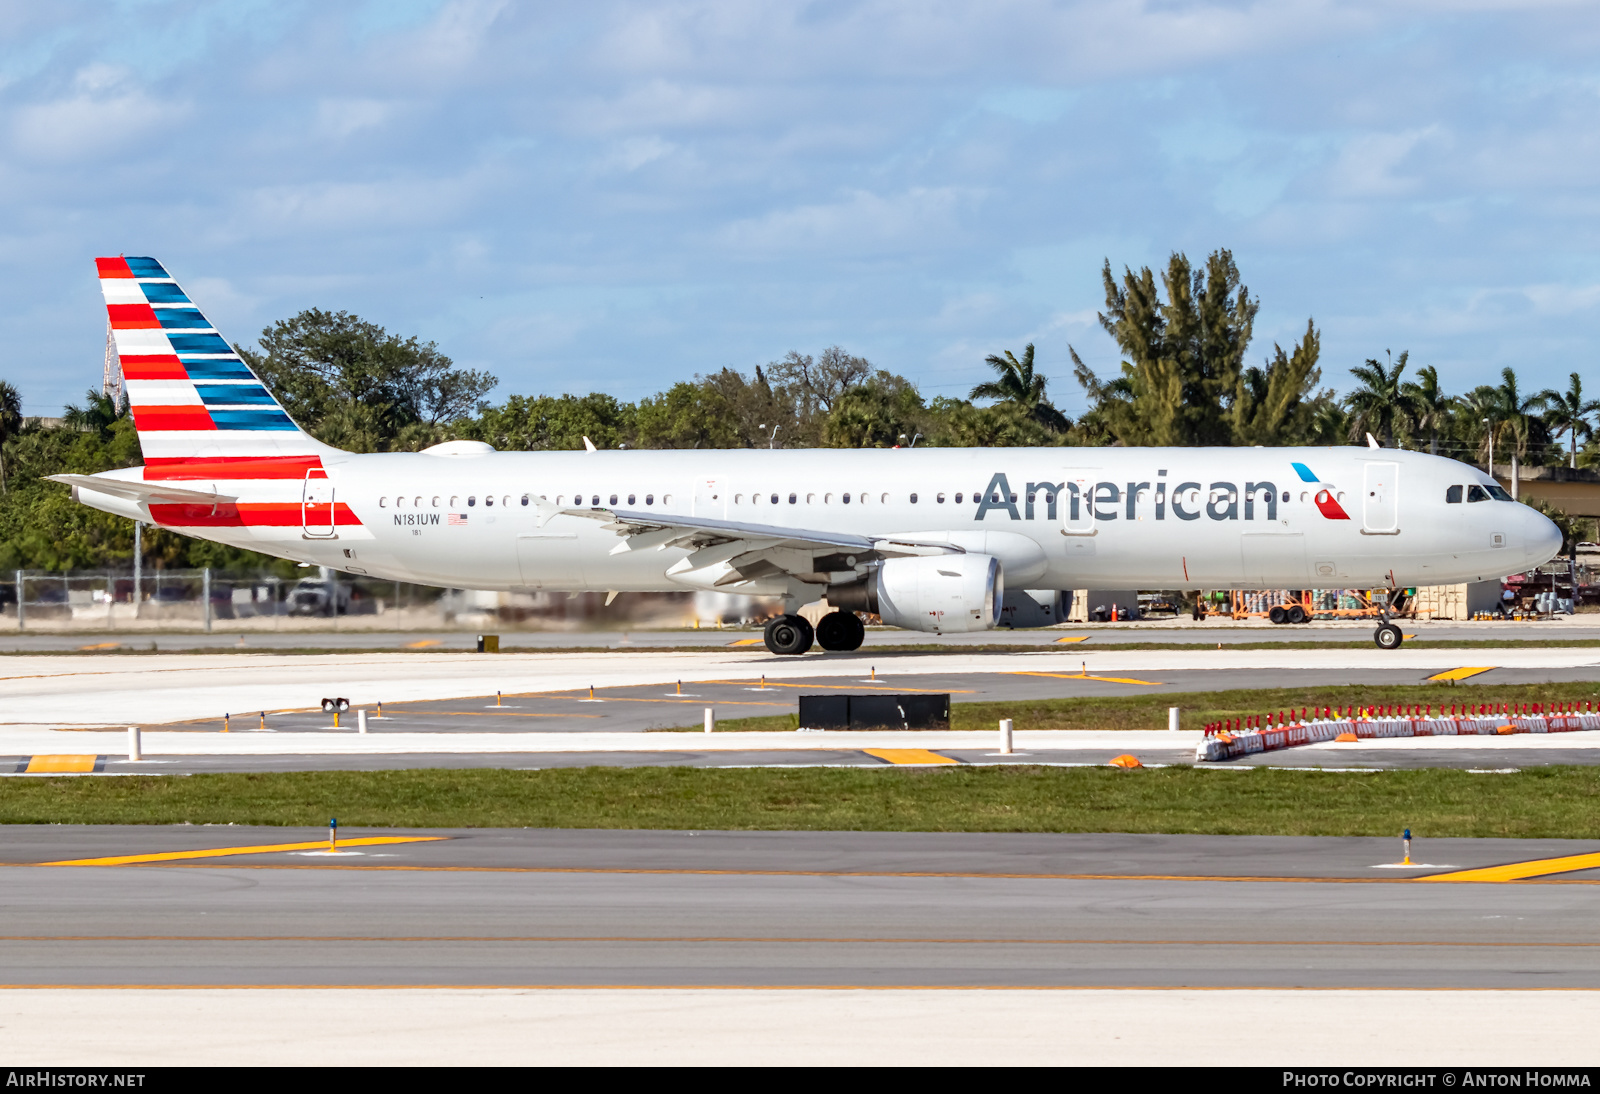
[96,255,333,481]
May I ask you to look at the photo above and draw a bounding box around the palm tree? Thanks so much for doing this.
[1400,364,1451,455]
[62,387,127,437]
[1488,366,1545,462]
[0,380,19,495]
[971,344,1070,432]
[1537,372,1599,469]
[1458,385,1501,470]
[1345,350,1411,447]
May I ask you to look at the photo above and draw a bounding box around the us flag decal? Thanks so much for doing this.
[448,513,468,526]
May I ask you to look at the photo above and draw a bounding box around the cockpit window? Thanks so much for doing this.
[1466,485,1489,503]
[1446,485,1463,504]
[1486,484,1514,501]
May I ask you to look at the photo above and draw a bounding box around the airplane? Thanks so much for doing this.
[53,256,1563,655]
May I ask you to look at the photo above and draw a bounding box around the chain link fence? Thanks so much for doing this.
[0,569,736,632]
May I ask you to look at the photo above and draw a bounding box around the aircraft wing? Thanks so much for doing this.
[540,503,961,590]
[45,474,238,508]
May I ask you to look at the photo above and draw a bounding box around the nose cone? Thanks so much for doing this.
[1525,508,1563,566]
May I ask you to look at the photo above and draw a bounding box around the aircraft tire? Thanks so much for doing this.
[764,614,815,655]
[816,611,865,652]
[1374,623,1403,651]
[1288,605,1308,624]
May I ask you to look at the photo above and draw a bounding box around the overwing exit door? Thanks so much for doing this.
[302,469,336,538]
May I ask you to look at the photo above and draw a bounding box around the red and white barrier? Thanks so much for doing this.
[1195,703,1600,762]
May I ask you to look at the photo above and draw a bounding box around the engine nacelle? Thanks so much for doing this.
[828,554,1002,633]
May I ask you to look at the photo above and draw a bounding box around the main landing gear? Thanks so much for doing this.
[762,611,866,655]
[763,614,814,655]
[816,610,865,652]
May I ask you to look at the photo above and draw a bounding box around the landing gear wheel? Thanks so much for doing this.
[763,614,815,655]
[1374,623,1403,651]
[1268,605,1288,625]
[816,611,865,652]
[1288,604,1307,625]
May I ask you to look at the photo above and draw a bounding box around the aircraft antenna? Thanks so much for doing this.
[101,319,123,402]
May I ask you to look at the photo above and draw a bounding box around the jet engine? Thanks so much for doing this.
[828,554,1002,633]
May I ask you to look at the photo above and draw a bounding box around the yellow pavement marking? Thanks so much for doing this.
[1421,851,1600,883]
[1054,637,1089,643]
[77,642,120,651]
[728,638,764,646]
[1012,671,1163,687]
[42,836,448,867]
[24,755,97,774]
[862,748,959,765]
[1426,667,1495,682]
[404,639,441,649]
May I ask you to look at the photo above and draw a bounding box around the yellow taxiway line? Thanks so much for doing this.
[42,836,448,867]
[1425,667,1496,682]
[1421,851,1600,883]
[1011,671,1163,686]
[862,748,960,765]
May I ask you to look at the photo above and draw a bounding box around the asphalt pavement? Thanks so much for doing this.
[2,827,1597,988]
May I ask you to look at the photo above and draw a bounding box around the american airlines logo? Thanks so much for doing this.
[974,465,1350,523]
[394,513,441,526]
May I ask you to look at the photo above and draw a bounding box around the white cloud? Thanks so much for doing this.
[717,186,973,255]
[9,64,189,162]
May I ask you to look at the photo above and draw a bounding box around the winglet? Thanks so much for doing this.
[1367,433,1380,449]
[582,436,597,452]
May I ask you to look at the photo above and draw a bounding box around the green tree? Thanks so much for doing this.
[822,383,927,448]
[970,344,1070,432]
[468,393,636,452]
[237,310,497,452]
[1537,372,1598,469]
[1345,351,1411,448]
[61,387,128,437]
[635,382,739,449]
[0,380,20,495]
[1400,364,1451,455]
[1483,366,1548,464]
[1230,320,1329,445]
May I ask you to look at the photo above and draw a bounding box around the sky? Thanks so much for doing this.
[3,0,1599,418]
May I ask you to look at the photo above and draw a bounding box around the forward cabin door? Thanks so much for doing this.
[692,476,726,519]
[302,469,336,538]
[1362,462,1399,534]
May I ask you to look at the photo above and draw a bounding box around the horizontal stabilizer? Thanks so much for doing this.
[46,474,238,508]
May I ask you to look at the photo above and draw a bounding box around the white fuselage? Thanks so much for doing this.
[81,445,1562,599]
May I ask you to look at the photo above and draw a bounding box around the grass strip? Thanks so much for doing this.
[1,766,1598,837]
[662,680,1600,733]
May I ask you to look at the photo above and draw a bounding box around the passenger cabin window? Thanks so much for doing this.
[379,497,387,507]
[645,494,654,505]
[842,493,852,504]
[937,493,945,503]
[955,492,963,503]
[609,494,618,506]
[521,495,530,506]
[467,496,477,506]
[1467,485,1489,503]
[628,494,636,505]
[432,497,440,507]
[771,493,779,505]
[910,493,918,504]
[1446,485,1463,504]
[788,493,796,504]
[485,496,494,507]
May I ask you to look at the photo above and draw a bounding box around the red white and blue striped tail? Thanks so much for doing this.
[96,255,336,481]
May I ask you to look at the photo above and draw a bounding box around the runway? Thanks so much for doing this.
[2,618,1595,654]
[5,827,1600,990]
